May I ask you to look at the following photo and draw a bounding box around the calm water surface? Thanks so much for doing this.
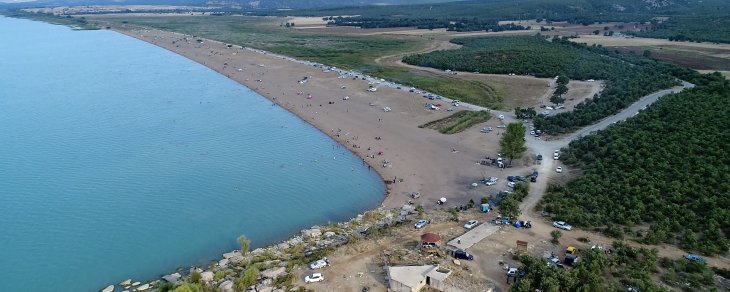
[0,17,383,291]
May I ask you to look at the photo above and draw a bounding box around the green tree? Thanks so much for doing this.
[238,235,251,255]
[500,196,521,218]
[500,123,527,164]
[550,230,562,244]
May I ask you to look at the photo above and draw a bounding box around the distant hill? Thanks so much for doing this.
[0,0,458,9]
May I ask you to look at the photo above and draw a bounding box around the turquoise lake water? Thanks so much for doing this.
[0,17,384,291]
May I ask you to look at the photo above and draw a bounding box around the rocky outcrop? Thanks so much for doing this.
[302,227,322,238]
[162,272,181,283]
[218,280,233,292]
[200,271,214,283]
[261,267,286,279]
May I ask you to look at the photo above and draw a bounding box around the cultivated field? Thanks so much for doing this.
[572,35,730,70]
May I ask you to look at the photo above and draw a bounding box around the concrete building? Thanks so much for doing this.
[386,265,453,292]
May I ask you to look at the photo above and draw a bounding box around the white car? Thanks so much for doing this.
[498,115,505,120]
[552,221,572,231]
[556,167,563,173]
[304,273,324,283]
[309,258,329,269]
[507,181,516,188]
[464,220,479,229]
[484,177,498,186]
[553,150,560,160]
[414,219,429,229]
[506,268,518,275]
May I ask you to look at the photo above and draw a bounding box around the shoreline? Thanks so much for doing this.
[99,24,525,290]
[110,25,512,210]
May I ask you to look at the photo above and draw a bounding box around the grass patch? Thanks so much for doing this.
[363,65,503,108]
[419,110,491,134]
[90,15,424,70]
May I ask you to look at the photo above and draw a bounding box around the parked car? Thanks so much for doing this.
[553,150,560,160]
[450,250,474,260]
[547,257,564,268]
[507,181,516,188]
[304,273,324,283]
[536,154,543,160]
[497,124,507,128]
[414,219,429,229]
[556,166,563,173]
[684,254,707,265]
[552,221,572,231]
[507,176,525,182]
[464,220,479,229]
[309,258,329,269]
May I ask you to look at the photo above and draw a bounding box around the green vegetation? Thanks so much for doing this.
[499,123,527,165]
[539,73,730,255]
[419,110,491,134]
[234,265,259,291]
[515,243,723,291]
[277,0,730,43]
[94,16,424,71]
[404,35,690,133]
[511,242,667,291]
[237,235,251,255]
[659,257,715,290]
[550,75,569,104]
[550,230,562,244]
[634,15,730,44]
[363,66,503,108]
[499,196,521,218]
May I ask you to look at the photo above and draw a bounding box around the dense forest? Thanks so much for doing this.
[539,73,730,255]
[511,242,719,291]
[632,15,730,44]
[403,35,691,133]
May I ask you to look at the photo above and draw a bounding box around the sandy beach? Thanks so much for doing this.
[110,25,523,210]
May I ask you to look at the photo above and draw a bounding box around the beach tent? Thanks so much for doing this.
[481,203,491,213]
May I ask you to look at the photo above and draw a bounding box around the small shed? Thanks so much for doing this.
[420,233,441,250]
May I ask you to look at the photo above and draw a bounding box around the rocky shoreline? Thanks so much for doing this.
[102,205,416,291]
